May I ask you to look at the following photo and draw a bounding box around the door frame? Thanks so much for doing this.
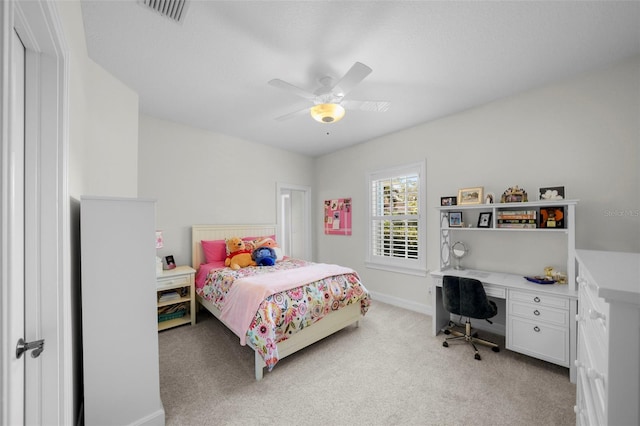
[276,182,312,261]
[1,0,70,424]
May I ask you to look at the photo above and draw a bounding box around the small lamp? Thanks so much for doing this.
[155,231,164,275]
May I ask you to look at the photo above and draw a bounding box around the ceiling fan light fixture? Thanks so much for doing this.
[310,103,345,123]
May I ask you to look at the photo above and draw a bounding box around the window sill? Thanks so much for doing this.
[365,261,427,277]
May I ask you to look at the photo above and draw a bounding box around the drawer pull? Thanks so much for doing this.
[588,308,606,322]
[533,296,541,303]
[574,359,584,368]
[586,367,604,381]
[533,326,541,332]
[575,314,583,322]
[533,309,540,316]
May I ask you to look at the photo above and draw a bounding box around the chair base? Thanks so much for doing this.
[442,319,499,360]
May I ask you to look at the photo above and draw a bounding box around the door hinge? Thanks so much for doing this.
[16,338,44,359]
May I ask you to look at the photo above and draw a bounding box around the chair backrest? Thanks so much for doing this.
[442,275,497,320]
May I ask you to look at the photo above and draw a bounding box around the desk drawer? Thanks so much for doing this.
[508,316,569,366]
[484,284,505,299]
[509,289,569,310]
[509,300,569,326]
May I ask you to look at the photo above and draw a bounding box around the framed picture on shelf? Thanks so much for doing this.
[478,212,492,228]
[441,196,457,206]
[458,187,484,205]
[539,186,565,201]
[448,211,463,227]
[500,186,528,203]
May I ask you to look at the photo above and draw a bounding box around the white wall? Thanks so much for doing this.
[137,114,315,266]
[315,56,640,313]
[59,1,139,200]
[56,2,141,424]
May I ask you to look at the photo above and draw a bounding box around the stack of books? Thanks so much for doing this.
[158,291,180,302]
[497,210,537,229]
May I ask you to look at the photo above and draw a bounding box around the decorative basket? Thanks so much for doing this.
[158,308,186,322]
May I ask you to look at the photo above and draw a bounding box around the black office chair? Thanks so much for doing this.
[441,275,500,360]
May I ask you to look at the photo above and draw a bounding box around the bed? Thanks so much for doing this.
[191,224,370,380]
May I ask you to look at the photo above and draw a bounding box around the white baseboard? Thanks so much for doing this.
[368,290,432,316]
[368,290,506,336]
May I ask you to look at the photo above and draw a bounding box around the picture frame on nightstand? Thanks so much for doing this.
[165,255,176,270]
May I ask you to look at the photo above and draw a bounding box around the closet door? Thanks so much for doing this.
[81,196,164,426]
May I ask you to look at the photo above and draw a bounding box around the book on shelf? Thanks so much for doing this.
[497,219,537,224]
[496,223,537,229]
[496,210,537,220]
[159,291,180,302]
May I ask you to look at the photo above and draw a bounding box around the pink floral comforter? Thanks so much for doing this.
[196,258,370,371]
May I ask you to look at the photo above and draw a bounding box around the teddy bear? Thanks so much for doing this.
[252,246,277,266]
[224,237,256,270]
[253,237,284,261]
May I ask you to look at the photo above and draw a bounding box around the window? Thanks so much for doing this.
[366,161,426,276]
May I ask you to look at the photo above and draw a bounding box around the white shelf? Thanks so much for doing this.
[437,199,578,291]
[437,199,578,211]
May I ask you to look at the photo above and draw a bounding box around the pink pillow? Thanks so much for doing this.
[223,235,277,255]
[201,239,227,263]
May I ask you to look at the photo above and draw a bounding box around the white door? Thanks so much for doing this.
[2,26,27,426]
[277,183,312,260]
[2,1,69,424]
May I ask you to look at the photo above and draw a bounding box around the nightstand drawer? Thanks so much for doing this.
[157,274,191,289]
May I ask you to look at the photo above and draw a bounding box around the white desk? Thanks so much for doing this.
[431,268,578,382]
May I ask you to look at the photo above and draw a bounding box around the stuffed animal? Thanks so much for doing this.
[253,237,284,261]
[252,246,277,267]
[224,237,256,270]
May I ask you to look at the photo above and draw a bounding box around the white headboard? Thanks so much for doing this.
[191,224,277,269]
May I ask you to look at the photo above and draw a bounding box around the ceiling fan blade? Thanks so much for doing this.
[342,100,391,112]
[333,62,373,95]
[268,79,316,101]
[274,106,310,122]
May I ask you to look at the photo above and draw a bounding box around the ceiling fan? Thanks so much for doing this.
[268,62,390,124]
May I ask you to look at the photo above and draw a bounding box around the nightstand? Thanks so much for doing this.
[156,265,196,331]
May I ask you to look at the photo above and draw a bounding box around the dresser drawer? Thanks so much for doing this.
[577,319,608,391]
[509,289,569,310]
[576,365,605,426]
[509,300,569,326]
[508,316,569,366]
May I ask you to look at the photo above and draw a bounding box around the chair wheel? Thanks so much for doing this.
[474,353,481,360]
[443,341,449,348]
[492,346,500,352]
[443,329,451,335]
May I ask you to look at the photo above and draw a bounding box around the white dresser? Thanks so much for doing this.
[574,249,640,426]
[81,197,165,425]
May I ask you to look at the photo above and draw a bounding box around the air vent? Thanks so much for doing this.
[138,0,189,24]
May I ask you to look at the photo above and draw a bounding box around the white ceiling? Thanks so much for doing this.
[80,0,640,157]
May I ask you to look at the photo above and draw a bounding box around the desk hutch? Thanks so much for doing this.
[431,200,579,382]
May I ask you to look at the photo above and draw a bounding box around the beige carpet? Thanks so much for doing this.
[158,301,576,425]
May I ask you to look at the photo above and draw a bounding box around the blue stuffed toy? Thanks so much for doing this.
[252,246,277,267]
